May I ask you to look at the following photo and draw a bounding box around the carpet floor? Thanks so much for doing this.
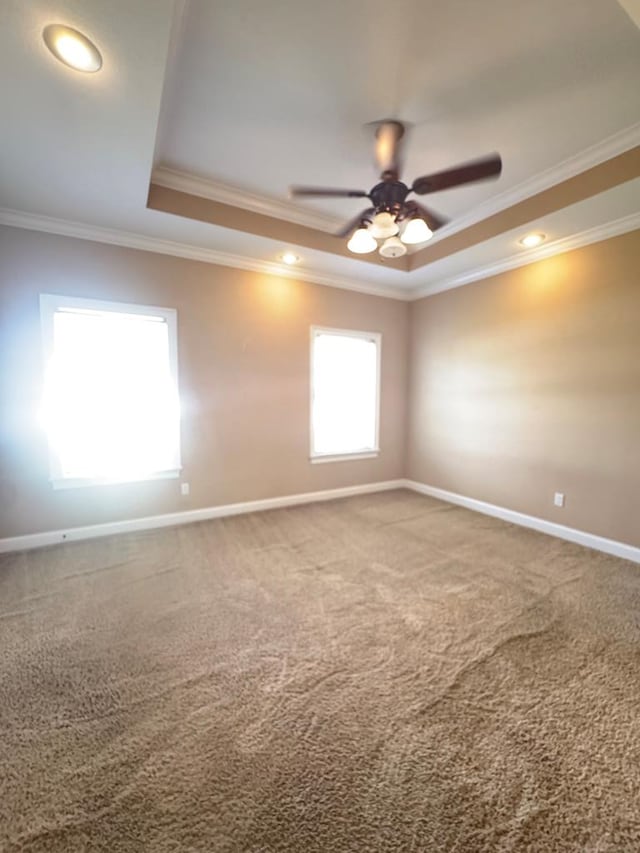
[1,489,639,852]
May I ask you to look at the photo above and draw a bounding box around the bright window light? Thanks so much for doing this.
[311,327,380,460]
[40,295,181,487]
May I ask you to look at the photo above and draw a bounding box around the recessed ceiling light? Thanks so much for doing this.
[43,24,102,73]
[519,232,545,249]
[281,252,299,265]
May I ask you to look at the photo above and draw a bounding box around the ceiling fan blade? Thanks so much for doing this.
[411,154,502,195]
[408,202,448,232]
[374,120,406,177]
[335,208,375,238]
[290,186,369,199]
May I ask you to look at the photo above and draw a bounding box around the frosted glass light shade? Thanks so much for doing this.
[347,228,377,254]
[401,217,433,244]
[369,211,399,239]
[379,236,407,258]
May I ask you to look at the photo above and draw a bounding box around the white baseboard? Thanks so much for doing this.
[4,478,637,564]
[404,480,640,564]
[0,480,405,554]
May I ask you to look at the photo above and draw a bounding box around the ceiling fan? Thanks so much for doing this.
[290,121,502,257]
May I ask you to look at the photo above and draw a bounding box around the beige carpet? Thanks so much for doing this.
[1,489,639,852]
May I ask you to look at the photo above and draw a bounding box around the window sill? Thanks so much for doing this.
[310,450,380,465]
[50,469,181,490]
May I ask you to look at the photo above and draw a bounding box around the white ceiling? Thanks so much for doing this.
[0,0,639,299]
[0,0,174,223]
[157,0,640,221]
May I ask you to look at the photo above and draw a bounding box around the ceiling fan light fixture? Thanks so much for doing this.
[293,122,502,260]
[401,217,433,245]
[368,211,399,239]
[379,236,407,258]
[347,228,377,254]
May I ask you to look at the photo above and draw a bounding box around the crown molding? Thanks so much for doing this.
[410,211,640,299]
[151,166,344,233]
[425,122,640,246]
[1,204,637,306]
[0,207,409,301]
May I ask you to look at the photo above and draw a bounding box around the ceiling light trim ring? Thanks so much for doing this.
[43,23,103,73]
[519,232,546,248]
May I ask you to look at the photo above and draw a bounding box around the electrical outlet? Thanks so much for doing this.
[180,482,190,496]
[554,492,565,508]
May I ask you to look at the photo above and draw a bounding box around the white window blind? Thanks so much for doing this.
[40,295,181,487]
[310,327,380,460]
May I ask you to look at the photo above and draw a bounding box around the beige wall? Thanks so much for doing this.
[0,227,409,538]
[3,225,639,547]
[407,230,640,547]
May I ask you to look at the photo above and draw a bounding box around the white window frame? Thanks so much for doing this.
[40,293,182,489]
[309,326,381,464]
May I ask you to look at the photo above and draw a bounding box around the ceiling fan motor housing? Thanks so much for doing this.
[369,180,411,220]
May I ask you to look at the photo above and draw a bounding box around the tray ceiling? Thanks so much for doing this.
[0,0,638,298]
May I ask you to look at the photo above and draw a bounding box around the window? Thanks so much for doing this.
[310,327,380,462]
[40,294,181,488]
